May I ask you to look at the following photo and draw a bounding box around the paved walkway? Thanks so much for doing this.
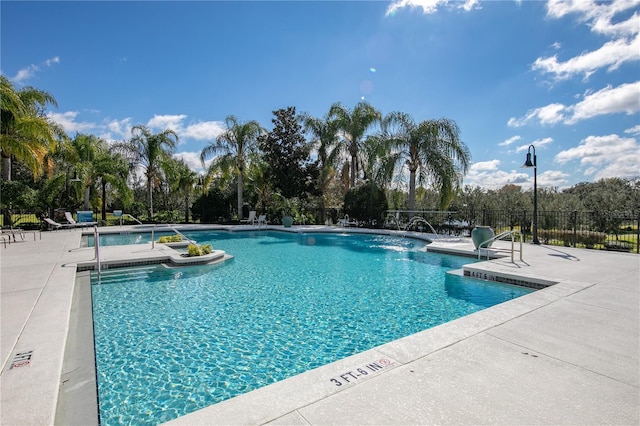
[1,226,638,425]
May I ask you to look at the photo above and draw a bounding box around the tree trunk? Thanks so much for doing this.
[147,175,154,219]
[83,186,91,211]
[1,153,11,181]
[184,188,190,223]
[408,169,417,211]
[101,181,107,221]
[350,155,357,188]
[237,170,243,220]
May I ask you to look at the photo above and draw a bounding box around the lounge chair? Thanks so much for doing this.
[240,211,257,225]
[65,211,98,226]
[44,217,75,230]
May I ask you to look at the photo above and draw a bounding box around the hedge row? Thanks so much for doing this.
[538,229,606,248]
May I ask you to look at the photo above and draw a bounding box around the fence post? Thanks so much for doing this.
[572,210,578,248]
[637,212,639,254]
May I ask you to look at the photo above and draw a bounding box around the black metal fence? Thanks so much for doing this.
[384,209,639,253]
[3,207,639,253]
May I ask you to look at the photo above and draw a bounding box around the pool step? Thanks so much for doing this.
[91,266,158,284]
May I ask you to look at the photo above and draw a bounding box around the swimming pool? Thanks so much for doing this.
[91,231,533,425]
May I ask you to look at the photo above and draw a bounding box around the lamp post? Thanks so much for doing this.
[522,145,540,244]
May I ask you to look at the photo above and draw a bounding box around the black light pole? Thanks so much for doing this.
[522,145,540,244]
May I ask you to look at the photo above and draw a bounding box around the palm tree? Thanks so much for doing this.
[165,158,198,222]
[1,75,64,181]
[385,112,471,210]
[94,147,132,221]
[359,134,398,223]
[329,101,382,188]
[200,115,263,220]
[68,134,101,211]
[115,125,178,219]
[303,111,341,220]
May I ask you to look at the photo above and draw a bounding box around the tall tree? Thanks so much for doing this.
[329,101,382,188]
[115,125,178,219]
[303,111,341,219]
[165,158,198,222]
[258,106,316,199]
[0,75,63,181]
[200,115,262,220]
[94,146,132,220]
[385,112,471,210]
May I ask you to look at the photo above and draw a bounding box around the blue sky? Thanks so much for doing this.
[2,0,639,191]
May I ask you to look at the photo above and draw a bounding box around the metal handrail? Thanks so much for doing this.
[120,213,142,225]
[170,227,198,246]
[93,225,101,275]
[478,230,523,262]
[406,216,441,240]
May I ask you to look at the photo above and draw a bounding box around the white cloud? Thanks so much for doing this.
[555,133,640,180]
[470,159,501,171]
[385,0,480,16]
[44,56,60,67]
[567,81,640,124]
[183,121,226,140]
[535,0,640,81]
[498,135,521,146]
[508,103,566,127]
[463,167,531,190]
[537,169,570,188]
[546,0,640,37]
[173,151,207,172]
[99,118,133,143]
[532,33,640,81]
[147,114,187,131]
[508,81,639,126]
[47,111,94,133]
[625,124,640,134]
[146,114,225,144]
[515,137,553,153]
[11,56,60,84]
[464,157,569,190]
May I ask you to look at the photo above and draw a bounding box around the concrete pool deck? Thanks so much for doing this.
[1,225,638,425]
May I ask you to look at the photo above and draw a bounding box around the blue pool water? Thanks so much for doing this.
[91,231,533,425]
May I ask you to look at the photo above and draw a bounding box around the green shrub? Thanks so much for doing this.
[187,243,213,256]
[577,231,606,248]
[538,229,606,248]
[604,241,631,252]
[158,235,182,243]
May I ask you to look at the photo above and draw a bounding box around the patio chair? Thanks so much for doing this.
[240,210,257,225]
[44,217,74,230]
[65,211,98,226]
[1,228,25,242]
[1,233,9,248]
[257,214,268,227]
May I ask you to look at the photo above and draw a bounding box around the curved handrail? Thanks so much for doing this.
[478,230,523,262]
[406,216,441,240]
[170,227,198,246]
[120,213,142,225]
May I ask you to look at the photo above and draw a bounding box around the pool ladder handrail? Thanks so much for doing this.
[477,230,523,263]
[119,213,143,225]
[93,225,102,275]
[406,216,441,241]
[171,227,198,245]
